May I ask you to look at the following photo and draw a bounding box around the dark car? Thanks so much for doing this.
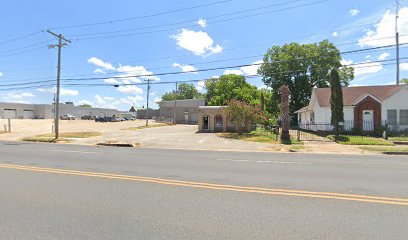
[81,115,93,120]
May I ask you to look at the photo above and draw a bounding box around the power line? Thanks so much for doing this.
[0,43,406,87]
[0,59,402,92]
[72,0,331,41]
[0,31,43,46]
[51,0,232,30]
[1,55,406,90]
[68,0,307,38]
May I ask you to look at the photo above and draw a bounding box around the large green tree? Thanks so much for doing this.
[161,83,204,101]
[258,40,354,114]
[330,68,344,142]
[205,74,260,106]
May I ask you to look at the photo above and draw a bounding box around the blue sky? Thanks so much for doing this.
[0,0,406,110]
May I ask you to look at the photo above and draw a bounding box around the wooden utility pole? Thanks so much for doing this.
[47,30,71,140]
[145,79,151,126]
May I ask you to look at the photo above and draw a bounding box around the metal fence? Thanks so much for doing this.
[154,117,173,124]
[293,121,408,142]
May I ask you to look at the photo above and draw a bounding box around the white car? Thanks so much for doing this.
[60,114,76,120]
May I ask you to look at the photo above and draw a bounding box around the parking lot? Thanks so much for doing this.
[0,119,275,152]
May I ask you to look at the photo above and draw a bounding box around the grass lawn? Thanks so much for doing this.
[389,136,408,142]
[218,128,302,145]
[359,146,408,154]
[122,123,172,131]
[22,132,101,143]
[327,135,394,145]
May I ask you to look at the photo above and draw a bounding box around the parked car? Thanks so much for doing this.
[60,114,76,120]
[81,115,93,120]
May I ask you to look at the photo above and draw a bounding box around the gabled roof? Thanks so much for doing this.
[313,85,406,107]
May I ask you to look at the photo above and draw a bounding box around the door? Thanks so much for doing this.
[362,110,374,131]
[184,112,189,124]
[3,109,16,119]
[202,116,209,131]
[23,110,34,119]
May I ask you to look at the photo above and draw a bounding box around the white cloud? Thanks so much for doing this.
[378,52,390,60]
[104,78,120,84]
[350,9,360,17]
[354,60,384,76]
[332,32,338,37]
[172,28,222,56]
[365,55,371,59]
[91,94,144,109]
[117,65,159,81]
[117,85,143,94]
[223,69,244,75]
[153,97,161,103]
[0,92,35,103]
[94,69,105,74]
[37,87,79,96]
[172,63,197,73]
[61,88,79,96]
[341,59,353,66]
[197,19,207,28]
[0,72,3,77]
[87,57,115,70]
[223,60,263,76]
[240,60,263,75]
[359,8,408,47]
[400,63,408,71]
[196,80,206,91]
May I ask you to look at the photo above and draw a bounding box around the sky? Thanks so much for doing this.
[0,0,407,111]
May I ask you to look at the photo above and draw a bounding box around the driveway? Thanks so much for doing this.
[77,125,277,152]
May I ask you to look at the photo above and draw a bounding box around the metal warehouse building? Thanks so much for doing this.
[0,102,124,119]
[157,99,205,124]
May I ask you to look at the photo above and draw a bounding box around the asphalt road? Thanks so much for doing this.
[0,141,407,239]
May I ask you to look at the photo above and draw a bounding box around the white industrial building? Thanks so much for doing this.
[0,101,124,119]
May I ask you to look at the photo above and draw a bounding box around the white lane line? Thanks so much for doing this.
[52,150,96,154]
[217,158,312,165]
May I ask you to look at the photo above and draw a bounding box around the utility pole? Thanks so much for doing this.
[145,79,151,126]
[396,0,400,85]
[173,82,178,125]
[47,30,71,140]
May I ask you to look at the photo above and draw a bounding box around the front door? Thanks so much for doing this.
[362,110,374,131]
[184,112,189,123]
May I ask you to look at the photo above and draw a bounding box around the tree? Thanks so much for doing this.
[330,68,344,142]
[279,85,291,141]
[258,40,354,114]
[79,104,92,108]
[161,83,204,101]
[225,100,265,134]
[205,74,260,106]
[401,78,408,84]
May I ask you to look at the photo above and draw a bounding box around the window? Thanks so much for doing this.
[387,110,397,124]
[310,112,315,123]
[400,110,408,125]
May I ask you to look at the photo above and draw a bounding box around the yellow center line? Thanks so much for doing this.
[1,163,407,206]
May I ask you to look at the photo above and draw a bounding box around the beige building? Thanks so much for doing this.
[157,99,205,124]
[197,106,233,132]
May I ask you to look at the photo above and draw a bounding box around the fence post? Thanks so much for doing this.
[297,128,300,142]
[7,118,11,132]
[383,121,388,140]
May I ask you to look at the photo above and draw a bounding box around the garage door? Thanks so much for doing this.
[23,110,34,119]
[3,109,17,119]
[190,113,197,124]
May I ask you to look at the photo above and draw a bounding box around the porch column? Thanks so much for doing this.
[222,113,227,132]
[197,114,203,132]
[209,114,215,132]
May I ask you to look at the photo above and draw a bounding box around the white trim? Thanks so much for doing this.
[353,94,382,105]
